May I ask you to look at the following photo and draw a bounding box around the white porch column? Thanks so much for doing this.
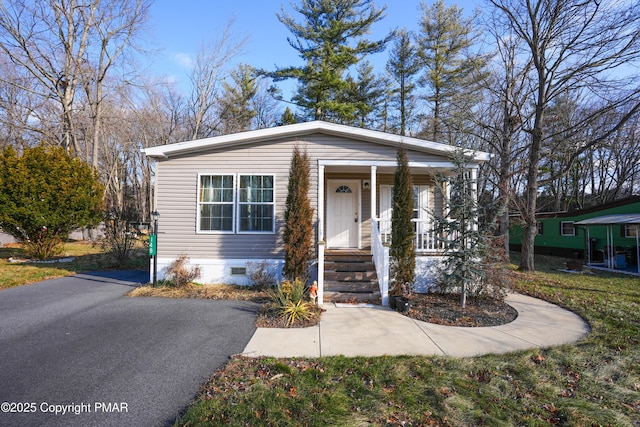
[370,165,377,222]
[317,164,325,305]
[318,164,325,242]
[470,167,478,231]
[444,180,451,218]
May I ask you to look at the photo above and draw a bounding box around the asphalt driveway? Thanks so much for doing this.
[0,271,258,426]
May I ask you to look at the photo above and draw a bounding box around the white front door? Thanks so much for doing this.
[327,180,360,248]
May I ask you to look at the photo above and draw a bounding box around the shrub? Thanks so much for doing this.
[390,145,416,295]
[266,279,314,326]
[282,300,314,326]
[162,254,201,288]
[101,207,138,263]
[283,146,314,282]
[247,260,278,289]
[0,144,104,259]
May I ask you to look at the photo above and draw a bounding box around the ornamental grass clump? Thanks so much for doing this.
[266,279,315,327]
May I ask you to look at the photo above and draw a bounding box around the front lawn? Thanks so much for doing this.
[0,241,148,289]
[176,255,640,426]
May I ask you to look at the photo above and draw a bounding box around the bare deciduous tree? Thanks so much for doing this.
[187,19,248,139]
[474,20,533,256]
[80,0,151,169]
[489,0,640,271]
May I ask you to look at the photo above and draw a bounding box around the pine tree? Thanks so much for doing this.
[280,107,297,125]
[417,0,485,141]
[217,64,258,134]
[283,146,314,281]
[346,61,388,128]
[266,0,390,122]
[390,145,415,295]
[386,29,420,136]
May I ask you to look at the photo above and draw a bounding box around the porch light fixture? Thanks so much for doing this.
[363,180,370,189]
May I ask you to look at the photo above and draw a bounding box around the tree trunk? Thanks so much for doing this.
[519,113,544,272]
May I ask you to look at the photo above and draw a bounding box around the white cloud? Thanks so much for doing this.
[173,53,194,69]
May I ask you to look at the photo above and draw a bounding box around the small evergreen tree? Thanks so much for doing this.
[0,144,104,259]
[390,145,415,295]
[283,146,314,281]
[432,149,508,308]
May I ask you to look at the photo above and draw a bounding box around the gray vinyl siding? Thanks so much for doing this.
[154,133,450,260]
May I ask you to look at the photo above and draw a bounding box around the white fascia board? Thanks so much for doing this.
[141,120,492,162]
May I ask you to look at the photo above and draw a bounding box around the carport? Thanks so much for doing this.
[575,214,640,275]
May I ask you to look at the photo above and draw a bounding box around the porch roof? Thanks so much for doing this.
[575,214,640,226]
[143,120,491,163]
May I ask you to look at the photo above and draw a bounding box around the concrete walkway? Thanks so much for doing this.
[242,293,590,358]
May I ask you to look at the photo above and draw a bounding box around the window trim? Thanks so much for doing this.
[237,174,276,235]
[197,173,236,234]
[623,224,638,238]
[560,221,576,237]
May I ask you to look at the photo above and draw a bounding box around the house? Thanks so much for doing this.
[142,121,491,305]
[509,196,640,273]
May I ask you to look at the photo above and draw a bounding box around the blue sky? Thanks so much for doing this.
[146,0,480,95]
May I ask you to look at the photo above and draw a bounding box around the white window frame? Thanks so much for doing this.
[624,224,638,238]
[561,221,576,236]
[237,174,276,234]
[197,174,235,234]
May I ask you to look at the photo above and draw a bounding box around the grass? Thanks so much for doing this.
[176,254,640,426]
[0,241,148,290]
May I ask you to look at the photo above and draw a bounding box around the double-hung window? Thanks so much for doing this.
[561,221,576,236]
[624,224,638,238]
[239,175,274,232]
[198,175,235,232]
[198,174,274,233]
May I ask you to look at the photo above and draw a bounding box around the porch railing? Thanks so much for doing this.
[378,219,452,252]
[371,218,390,306]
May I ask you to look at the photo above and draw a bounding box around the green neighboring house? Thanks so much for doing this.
[509,196,640,269]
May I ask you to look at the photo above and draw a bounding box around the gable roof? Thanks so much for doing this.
[536,196,640,219]
[142,120,491,162]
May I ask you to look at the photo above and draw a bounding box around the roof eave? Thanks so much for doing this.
[141,121,492,161]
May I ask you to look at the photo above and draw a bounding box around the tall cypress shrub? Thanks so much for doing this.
[283,146,314,281]
[390,145,416,295]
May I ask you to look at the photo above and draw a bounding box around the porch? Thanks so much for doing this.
[315,160,478,306]
[575,214,640,276]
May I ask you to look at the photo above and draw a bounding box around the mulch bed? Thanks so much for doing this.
[255,304,324,328]
[131,284,516,328]
[403,293,518,327]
